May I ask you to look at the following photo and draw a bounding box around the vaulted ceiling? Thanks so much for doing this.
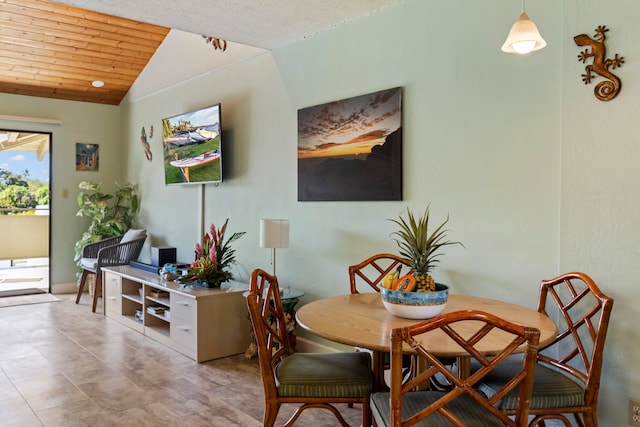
[0,0,400,105]
[0,0,169,105]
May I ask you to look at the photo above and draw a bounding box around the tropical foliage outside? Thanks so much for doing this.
[0,168,49,214]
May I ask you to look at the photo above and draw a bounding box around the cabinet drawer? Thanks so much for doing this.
[104,272,122,316]
[170,295,196,323]
[171,318,196,351]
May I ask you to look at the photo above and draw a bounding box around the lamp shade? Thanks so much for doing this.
[259,219,289,249]
[501,12,546,54]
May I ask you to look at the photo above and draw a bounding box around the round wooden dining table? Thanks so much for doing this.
[296,292,558,391]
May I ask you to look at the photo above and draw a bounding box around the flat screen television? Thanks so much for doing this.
[161,103,223,185]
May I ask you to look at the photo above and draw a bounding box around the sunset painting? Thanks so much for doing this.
[298,87,402,201]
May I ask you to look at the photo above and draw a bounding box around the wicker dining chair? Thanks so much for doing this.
[75,229,147,312]
[246,268,372,427]
[348,253,411,294]
[348,254,416,391]
[370,309,541,427]
[477,272,614,427]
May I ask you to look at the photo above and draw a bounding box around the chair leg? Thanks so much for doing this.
[362,399,372,427]
[76,270,89,304]
[580,412,596,427]
[263,402,280,427]
[92,272,102,313]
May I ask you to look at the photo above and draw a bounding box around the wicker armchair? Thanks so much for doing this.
[75,229,147,312]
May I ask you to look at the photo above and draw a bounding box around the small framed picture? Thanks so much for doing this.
[76,143,99,171]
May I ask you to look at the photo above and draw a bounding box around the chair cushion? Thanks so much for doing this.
[371,391,508,427]
[477,360,586,410]
[276,352,372,398]
[80,257,98,271]
[121,228,146,243]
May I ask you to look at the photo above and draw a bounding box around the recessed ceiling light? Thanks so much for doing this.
[92,80,104,88]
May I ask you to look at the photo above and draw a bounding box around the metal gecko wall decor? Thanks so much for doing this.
[574,25,625,101]
[202,35,227,51]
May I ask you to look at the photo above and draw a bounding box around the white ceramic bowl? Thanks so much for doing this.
[380,283,449,319]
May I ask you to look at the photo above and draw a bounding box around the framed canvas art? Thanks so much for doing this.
[297,87,402,201]
[76,143,99,171]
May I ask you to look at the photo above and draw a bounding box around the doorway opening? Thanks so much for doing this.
[0,129,51,297]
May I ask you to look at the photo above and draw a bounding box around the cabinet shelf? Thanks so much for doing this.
[146,296,170,306]
[146,324,170,338]
[146,310,170,322]
[122,294,143,304]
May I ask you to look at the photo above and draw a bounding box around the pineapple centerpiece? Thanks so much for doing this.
[389,205,463,292]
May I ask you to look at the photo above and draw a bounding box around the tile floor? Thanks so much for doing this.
[0,294,364,427]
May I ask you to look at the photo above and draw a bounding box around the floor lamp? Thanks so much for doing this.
[259,219,289,277]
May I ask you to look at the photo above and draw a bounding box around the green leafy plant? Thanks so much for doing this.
[73,181,139,269]
[179,219,245,287]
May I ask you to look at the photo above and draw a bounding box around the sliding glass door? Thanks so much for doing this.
[0,130,50,296]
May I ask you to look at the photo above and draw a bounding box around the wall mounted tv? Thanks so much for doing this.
[161,103,223,185]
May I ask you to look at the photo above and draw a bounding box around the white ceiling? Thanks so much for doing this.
[122,30,267,102]
[52,0,402,50]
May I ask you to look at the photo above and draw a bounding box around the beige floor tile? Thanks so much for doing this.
[0,295,369,426]
[0,373,22,401]
[12,373,88,412]
[77,376,155,412]
[0,397,43,427]
[33,397,112,427]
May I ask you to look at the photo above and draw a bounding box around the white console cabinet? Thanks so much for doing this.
[102,265,251,362]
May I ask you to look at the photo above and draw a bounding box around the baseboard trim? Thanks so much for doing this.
[295,337,341,353]
[51,281,77,295]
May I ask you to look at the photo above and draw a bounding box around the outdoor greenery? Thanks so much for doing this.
[163,137,221,183]
[0,168,49,213]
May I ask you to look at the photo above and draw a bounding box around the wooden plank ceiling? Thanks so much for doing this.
[0,0,170,105]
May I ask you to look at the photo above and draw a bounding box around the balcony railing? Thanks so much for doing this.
[0,208,49,261]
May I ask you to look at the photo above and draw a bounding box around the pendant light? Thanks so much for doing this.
[501,0,546,54]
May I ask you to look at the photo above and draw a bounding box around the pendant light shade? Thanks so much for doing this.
[501,11,546,54]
